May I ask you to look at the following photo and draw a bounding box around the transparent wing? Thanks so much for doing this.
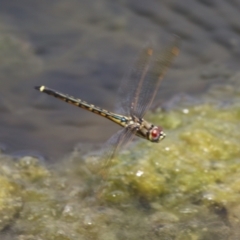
[93,127,137,198]
[134,36,180,118]
[99,127,137,179]
[117,36,180,119]
[117,43,153,116]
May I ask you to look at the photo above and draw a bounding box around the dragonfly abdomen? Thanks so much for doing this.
[35,86,112,115]
[35,85,129,127]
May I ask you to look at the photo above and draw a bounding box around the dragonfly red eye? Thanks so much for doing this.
[150,126,165,142]
[151,129,159,138]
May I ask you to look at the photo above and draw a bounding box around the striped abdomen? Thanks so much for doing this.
[35,86,128,127]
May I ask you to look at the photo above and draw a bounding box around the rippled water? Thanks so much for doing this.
[0,0,239,159]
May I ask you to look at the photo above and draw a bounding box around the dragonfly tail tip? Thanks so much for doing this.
[34,86,45,92]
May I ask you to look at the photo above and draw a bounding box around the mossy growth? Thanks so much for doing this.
[0,84,240,239]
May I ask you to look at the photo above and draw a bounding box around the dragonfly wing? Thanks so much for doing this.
[132,36,180,118]
[99,127,137,178]
[117,44,153,116]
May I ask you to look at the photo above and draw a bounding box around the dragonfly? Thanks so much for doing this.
[35,37,179,169]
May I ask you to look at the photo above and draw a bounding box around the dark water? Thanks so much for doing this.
[0,0,239,159]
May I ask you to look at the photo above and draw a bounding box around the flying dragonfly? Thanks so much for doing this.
[35,37,179,169]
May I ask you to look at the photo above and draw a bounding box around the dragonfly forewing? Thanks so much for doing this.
[118,37,180,119]
[117,44,153,117]
[136,36,180,118]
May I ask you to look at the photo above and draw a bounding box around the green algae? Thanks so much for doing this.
[0,175,22,231]
[0,84,240,239]
[0,155,22,231]
[100,101,240,204]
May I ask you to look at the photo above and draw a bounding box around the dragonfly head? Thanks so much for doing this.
[149,126,166,143]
